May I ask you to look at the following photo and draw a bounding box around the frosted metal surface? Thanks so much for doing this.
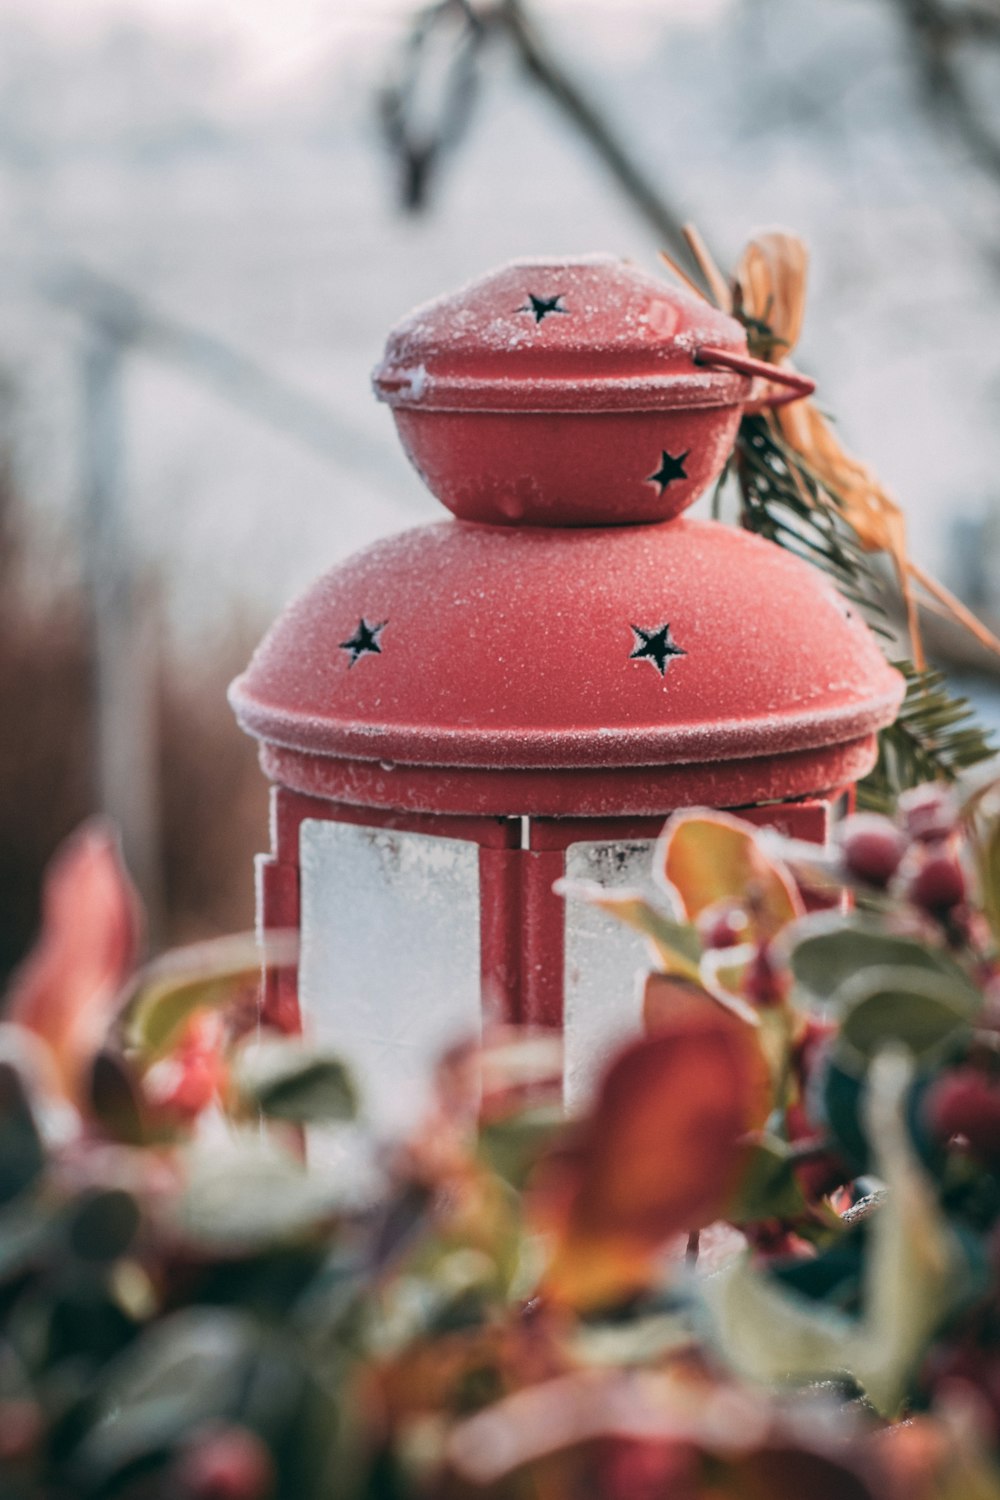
[563,838,657,1112]
[298,819,481,1135]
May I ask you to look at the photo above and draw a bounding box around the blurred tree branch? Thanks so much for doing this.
[891,0,1000,176]
[378,0,700,282]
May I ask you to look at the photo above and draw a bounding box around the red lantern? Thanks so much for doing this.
[230,257,904,1126]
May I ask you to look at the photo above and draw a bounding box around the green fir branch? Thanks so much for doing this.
[731,410,996,802]
[858,662,996,812]
[734,412,891,636]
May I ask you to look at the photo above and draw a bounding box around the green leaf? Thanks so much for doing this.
[0,1059,44,1206]
[66,1188,141,1264]
[706,1049,968,1416]
[835,965,978,1065]
[123,932,296,1062]
[821,1057,869,1173]
[790,919,978,1012]
[724,1137,811,1227]
[68,1309,325,1495]
[478,1105,564,1190]
[772,1227,866,1309]
[170,1136,370,1254]
[235,1041,357,1125]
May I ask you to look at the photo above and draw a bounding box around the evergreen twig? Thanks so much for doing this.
[859,662,996,811]
[732,404,996,801]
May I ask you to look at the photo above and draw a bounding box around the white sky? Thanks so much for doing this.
[1,0,732,109]
[12,0,729,63]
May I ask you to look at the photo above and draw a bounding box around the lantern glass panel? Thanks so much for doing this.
[298,819,481,1133]
[563,838,656,1110]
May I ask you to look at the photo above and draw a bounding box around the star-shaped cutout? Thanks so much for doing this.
[629,622,686,678]
[339,617,386,666]
[517,292,568,324]
[647,448,690,492]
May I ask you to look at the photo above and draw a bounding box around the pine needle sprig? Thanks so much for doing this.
[859,662,997,811]
[735,412,892,637]
[732,405,996,801]
[673,238,998,803]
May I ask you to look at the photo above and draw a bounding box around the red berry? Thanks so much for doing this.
[697,902,747,950]
[742,942,788,1007]
[899,783,959,844]
[785,1100,851,1201]
[597,1437,699,1500]
[909,852,967,915]
[840,813,908,887]
[173,1427,275,1500]
[0,1399,42,1462]
[791,1016,836,1091]
[926,1068,1000,1166]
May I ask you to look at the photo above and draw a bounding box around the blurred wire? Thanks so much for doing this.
[379,0,490,209]
[40,261,399,486]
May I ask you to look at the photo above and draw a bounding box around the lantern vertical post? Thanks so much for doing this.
[79,314,163,932]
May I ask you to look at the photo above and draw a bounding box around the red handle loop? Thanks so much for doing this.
[694,345,816,409]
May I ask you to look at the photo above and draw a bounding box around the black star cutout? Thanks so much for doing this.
[647,448,690,492]
[517,292,567,324]
[629,623,686,678]
[339,617,386,666]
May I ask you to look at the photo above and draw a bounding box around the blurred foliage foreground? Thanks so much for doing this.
[6,788,1000,1498]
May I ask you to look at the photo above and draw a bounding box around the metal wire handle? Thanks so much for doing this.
[695,345,816,409]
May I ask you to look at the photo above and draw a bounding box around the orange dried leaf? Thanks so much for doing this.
[658,811,803,940]
[734,229,809,353]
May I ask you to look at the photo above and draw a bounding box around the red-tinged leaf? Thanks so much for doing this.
[143,1011,229,1125]
[657,811,803,940]
[533,1009,766,1307]
[717,1444,878,1500]
[642,977,773,1127]
[5,821,141,1104]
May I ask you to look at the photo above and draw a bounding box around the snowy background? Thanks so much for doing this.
[3,0,1000,645]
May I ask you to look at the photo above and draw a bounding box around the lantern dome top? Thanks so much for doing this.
[372,255,748,416]
[230,517,905,817]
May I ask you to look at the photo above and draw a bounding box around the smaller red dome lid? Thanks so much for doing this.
[372,255,749,414]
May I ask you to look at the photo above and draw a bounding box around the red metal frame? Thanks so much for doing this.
[257,735,879,819]
[259,786,846,1037]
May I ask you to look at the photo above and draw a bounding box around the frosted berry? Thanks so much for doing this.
[742,942,788,1007]
[840,813,907,887]
[926,1068,1000,1167]
[697,902,747,950]
[173,1427,275,1500]
[899,783,959,845]
[0,1399,42,1462]
[909,853,967,915]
